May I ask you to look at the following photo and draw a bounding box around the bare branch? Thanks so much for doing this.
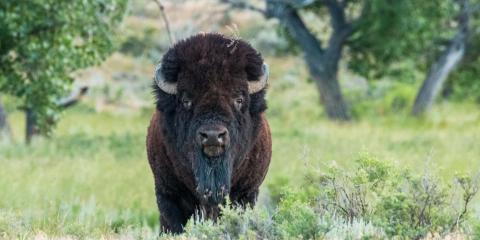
[152,0,174,44]
[322,0,355,62]
[323,0,349,32]
[265,0,325,55]
[451,175,479,231]
[57,87,89,109]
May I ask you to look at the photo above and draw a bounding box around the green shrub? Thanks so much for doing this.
[183,203,277,240]
[304,154,479,239]
[349,81,417,119]
[180,194,387,240]
[275,191,321,239]
[173,154,478,239]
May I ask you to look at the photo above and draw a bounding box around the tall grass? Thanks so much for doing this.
[1,57,479,238]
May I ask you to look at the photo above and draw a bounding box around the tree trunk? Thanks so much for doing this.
[25,108,38,144]
[412,0,469,116]
[0,98,12,141]
[412,36,465,116]
[315,74,350,120]
[307,59,350,120]
[22,87,88,144]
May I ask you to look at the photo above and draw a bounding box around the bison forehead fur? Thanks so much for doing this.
[146,33,272,233]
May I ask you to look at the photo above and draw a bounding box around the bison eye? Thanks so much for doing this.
[182,96,192,109]
[234,97,244,111]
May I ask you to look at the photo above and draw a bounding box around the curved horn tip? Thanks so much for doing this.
[154,63,177,95]
[248,63,269,94]
[262,63,269,74]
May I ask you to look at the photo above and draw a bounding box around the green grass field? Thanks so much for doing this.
[1,57,480,239]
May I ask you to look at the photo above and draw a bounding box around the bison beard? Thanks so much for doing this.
[191,116,247,206]
[193,152,232,205]
[146,33,272,234]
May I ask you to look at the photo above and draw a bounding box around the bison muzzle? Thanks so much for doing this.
[146,33,272,233]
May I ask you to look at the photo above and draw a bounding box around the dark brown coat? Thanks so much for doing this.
[146,33,272,233]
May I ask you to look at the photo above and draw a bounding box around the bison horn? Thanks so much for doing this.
[154,63,177,95]
[248,63,269,94]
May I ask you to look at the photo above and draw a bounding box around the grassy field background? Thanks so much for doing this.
[1,1,480,238]
[1,56,479,238]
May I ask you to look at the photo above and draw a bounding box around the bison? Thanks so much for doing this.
[146,33,272,233]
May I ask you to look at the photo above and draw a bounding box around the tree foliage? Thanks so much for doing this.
[302,0,479,86]
[263,0,480,119]
[282,0,459,79]
[0,0,127,134]
[347,0,457,79]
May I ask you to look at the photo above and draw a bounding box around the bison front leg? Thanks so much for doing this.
[235,189,259,208]
[156,193,188,234]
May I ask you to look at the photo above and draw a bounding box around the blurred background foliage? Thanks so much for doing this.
[346,0,456,78]
[0,0,128,137]
[0,0,480,239]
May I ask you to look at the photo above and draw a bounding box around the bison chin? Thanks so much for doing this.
[192,151,232,206]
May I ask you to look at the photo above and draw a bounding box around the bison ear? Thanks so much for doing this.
[248,63,269,94]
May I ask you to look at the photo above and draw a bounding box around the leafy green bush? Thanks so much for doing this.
[180,195,385,240]
[182,203,277,240]
[305,154,478,239]
[275,191,321,239]
[349,81,418,119]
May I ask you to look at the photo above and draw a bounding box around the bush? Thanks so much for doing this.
[172,154,478,239]
[182,203,278,239]
[349,81,418,119]
[275,191,321,239]
[180,194,385,240]
[305,154,478,239]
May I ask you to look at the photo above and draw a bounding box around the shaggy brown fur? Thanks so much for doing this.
[146,33,272,233]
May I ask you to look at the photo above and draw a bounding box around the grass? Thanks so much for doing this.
[1,57,480,239]
[2,0,479,238]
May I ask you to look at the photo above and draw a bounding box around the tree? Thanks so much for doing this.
[265,0,361,120]
[225,0,366,120]
[412,0,480,115]
[223,0,454,121]
[0,0,127,143]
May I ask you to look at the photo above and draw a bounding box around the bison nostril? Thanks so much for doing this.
[199,132,209,144]
[217,131,226,143]
[197,127,229,147]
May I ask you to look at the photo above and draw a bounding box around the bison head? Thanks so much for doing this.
[153,33,268,206]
